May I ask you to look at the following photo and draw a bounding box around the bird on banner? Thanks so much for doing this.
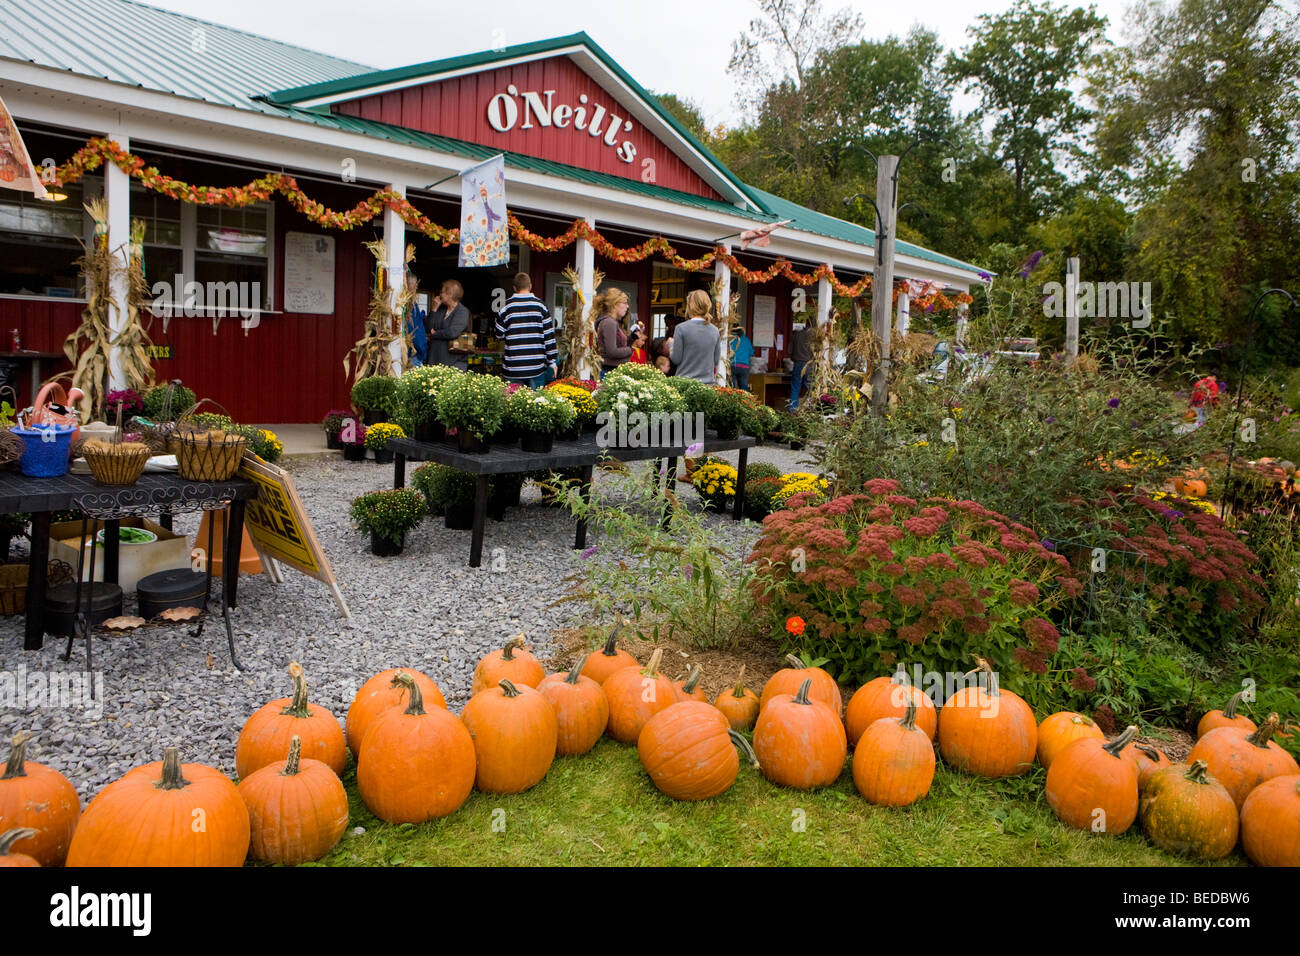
[739,219,793,250]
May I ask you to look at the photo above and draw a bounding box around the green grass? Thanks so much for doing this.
[296,740,1246,867]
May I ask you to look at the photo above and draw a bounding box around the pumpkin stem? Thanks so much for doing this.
[728,729,760,769]
[1221,690,1246,720]
[0,827,38,856]
[792,678,813,706]
[731,665,748,699]
[155,747,190,790]
[502,634,525,661]
[601,622,623,656]
[1103,726,1140,758]
[1135,744,1162,762]
[1185,759,1211,785]
[499,679,522,698]
[392,672,425,716]
[279,660,311,719]
[900,694,918,731]
[784,654,804,669]
[281,736,303,777]
[2,732,29,780]
[682,665,702,694]
[965,656,1000,696]
[565,655,590,685]
[1246,713,1281,749]
[643,648,664,679]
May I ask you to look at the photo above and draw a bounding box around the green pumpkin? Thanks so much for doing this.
[1138,760,1239,860]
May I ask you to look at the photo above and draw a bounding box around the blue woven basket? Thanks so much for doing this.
[12,424,75,478]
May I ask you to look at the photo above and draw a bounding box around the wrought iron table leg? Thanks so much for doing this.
[225,499,246,610]
[24,511,50,650]
[733,447,749,520]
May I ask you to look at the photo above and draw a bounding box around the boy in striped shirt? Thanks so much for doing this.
[494,272,558,387]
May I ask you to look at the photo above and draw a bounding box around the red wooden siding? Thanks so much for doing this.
[333,56,721,200]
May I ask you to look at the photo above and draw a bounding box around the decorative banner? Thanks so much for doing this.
[238,456,351,619]
[740,218,792,250]
[0,96,47,198]
[459,154,507,268]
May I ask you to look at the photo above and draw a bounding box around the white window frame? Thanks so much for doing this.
[0,174,100,303]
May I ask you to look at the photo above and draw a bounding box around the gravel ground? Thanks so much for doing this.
[0,443,817,798]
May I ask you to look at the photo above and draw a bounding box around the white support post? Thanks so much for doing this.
[105,128,130,392]
[896,290,910,337]
[816,274,833,374]
[869,155,899,414]
[384,185,406,375]
[1065,256,1080,362]
[714,245,732,385]
[575,217,597,381]
[956,303,969,347]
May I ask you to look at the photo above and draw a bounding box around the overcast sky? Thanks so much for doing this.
[141,0,1139,124]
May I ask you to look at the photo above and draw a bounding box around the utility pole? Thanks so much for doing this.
[1065,256,1080,362]
[869,155,898,414]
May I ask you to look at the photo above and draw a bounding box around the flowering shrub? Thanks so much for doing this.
[595,368,687,417]
[339,419,366,446]
[364,421,405,450]
[552,376,598,392]
[350,375,399,415]
[142,383,196,422]
[105,388,144,418]
[230,426,284,462]
[770,473,830,508]
[411,463,475,511]
[349,489,425,546]
[691,461,737,510]
[395,365,462,433]
[709,387,760,434]
[320,409,350,433]
[545,382,598,426]
[747,478,1081,688]
[507,386,576,434]
[435,373,507,439]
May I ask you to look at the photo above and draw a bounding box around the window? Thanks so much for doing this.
[195,204,271,310]
[0,180,93,296]
[130,181,182,296]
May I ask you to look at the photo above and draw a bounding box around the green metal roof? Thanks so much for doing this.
[0,0,371,114]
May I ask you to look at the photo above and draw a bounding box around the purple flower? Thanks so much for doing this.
[1041,539,1055,551]
[978,271,992,283]
[682,563,694,580]
[1045,416,1057,424]
[1107,398,1120,408]
[1018,250,1044,278]
[581,545,598,559]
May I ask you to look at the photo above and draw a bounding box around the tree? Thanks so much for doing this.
[648,91,714,145]
[947,0,1109,231]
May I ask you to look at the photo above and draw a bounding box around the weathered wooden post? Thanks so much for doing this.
[869,155,899,414]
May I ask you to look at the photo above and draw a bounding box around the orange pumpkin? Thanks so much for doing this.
[1196,690,1256,739]
[538,655,609,756]
[753,678,848,790]
[345,667,447,757]
[1187,713,1300,809]
[673,665,708,703]
[852,696,936,807]
[1120,741,1174,789]
[462,679,558,794]
[67,747,250,866]
[760,655,843,719]
[0,828,40,867]
[1045,726,1141,834]
[356,673,476,823]
[0,732,80,867]
[846,674,937,747]
[236,661,346,779]
[471,634,545,694]
[638,701,758,801]
[937,659,1037,778]
[579,625,638,684]
[1239,773,1300,867]
[1139,760,1239,860]
[1037,712,1105,770]
[714,666,760,732]
[237,736,349,865]
[603,648,677,743]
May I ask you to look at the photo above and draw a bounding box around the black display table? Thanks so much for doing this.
[389,432,756,567]
[0,470,258,667]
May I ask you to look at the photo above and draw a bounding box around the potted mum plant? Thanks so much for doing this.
[349,488,425,556]
[690,460,737,511]
[394,365,461,442]
[708,387,758,440]
[340,418,367,461]
[351,375,399,426]
[420,464,477,529]
[320,409,350,449]
[435,373,506,453]
[364,421,404,464]
[545,381,598,437]
[506,387,576,454]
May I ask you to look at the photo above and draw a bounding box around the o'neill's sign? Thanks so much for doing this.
[485,84,638,164]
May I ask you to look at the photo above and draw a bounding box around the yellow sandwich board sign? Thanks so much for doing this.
[238,456,350,618]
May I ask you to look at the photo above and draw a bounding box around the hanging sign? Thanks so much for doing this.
[0,96,47,198]
[459,154,508,268]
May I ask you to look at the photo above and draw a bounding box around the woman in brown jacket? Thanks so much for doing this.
[595,288,645,379]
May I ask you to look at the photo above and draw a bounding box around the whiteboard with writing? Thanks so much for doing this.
[284,232,335,314]
[752,294,777,347]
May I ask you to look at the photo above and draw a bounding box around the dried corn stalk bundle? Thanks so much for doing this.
[115,218,157,396]
[806,317,845,403]
[346,240,415,384]
[559,265,603,380]
[63,198,117,420]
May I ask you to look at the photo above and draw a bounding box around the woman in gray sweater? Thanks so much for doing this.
[670,290,723,383]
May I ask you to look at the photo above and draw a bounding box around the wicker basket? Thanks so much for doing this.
[0,559,73,616]
[82,440,152,486]
[177,430,246,481]
[0,430,23,468]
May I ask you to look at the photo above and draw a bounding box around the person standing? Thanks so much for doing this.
[788,320,813,411]
[494,272,557,387]
[425,279,470,370]
[403,272,428,367]
[595,288,645,378]
[730,327,754,391]
[669,290,722,384]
